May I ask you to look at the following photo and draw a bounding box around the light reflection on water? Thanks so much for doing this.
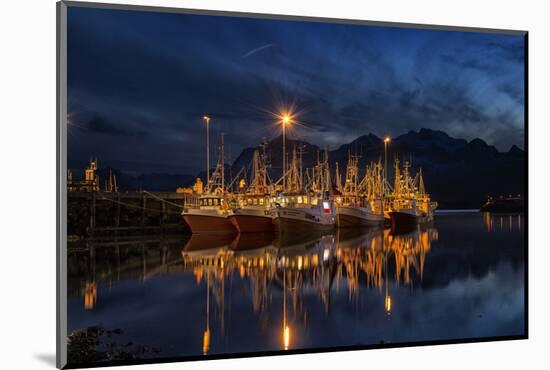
[67,212,525,362]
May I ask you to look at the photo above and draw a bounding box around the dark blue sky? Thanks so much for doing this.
[67,6,525,175]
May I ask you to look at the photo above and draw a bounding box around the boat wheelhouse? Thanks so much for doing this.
[182,133,237,234]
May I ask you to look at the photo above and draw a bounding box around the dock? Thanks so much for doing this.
[68,191,200,238]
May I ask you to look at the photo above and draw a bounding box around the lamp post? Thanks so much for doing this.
[383,137,391,211]
[203,116,211,187]
[282,115,291,192]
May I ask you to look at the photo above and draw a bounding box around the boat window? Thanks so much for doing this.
[253,198,258,205]
[213,198,219,206]
[298,196,303,204]
[208,198,213,206]
[259,198,264,205]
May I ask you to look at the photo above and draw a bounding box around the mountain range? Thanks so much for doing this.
[93,128,525,209]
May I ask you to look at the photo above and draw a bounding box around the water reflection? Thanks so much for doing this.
[483,212,522,233]
[69,227,437,352]
[67,213,524,360]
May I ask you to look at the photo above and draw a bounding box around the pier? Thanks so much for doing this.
[68,191,200,238]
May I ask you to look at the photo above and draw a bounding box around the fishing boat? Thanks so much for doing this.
[228,143,276,233]
[335,154,384,227]
[271,192,335,232]
[229,198,274,233]
[271,146,336,233]
[182,133,237,234]
[183,194,235,234]
[388,159,437,227]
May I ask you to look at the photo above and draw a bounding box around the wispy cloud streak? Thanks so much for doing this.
[242,43,273,58]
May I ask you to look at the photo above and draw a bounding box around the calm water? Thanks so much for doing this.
[67,212,525,363]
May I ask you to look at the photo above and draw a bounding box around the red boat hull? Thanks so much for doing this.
[228,215,274,233]
[183,214,237,234]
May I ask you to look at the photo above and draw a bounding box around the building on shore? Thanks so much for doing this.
[176,178,204,195]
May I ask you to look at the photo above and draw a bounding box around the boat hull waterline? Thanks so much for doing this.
[228,214,274,233]
[336,206,384,228]
[183,214,237,234]
[271,208,335,233]
[389,210,432,228]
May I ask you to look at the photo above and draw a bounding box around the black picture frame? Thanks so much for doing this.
[56,1,528,368]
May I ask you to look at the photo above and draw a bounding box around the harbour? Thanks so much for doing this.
[67,211,524,361]
[68,111,444,241]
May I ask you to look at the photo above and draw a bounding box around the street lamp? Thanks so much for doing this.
[203,116,211,188]
[383,137,391,211]
[281,114,292,192]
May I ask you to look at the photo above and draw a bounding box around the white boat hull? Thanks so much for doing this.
[270,207,335,233]
[336,206,384,227]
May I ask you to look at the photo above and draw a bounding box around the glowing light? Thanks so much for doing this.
[323,248,330,262]
[323,201,330,214]
[385,295,392,314]
[312,255,319,266]
[83,281,97,310]
[384,136,391,143]
[276,110,295,127]
[203,115,210,122]
[203,329,211,354]
[283,326,290,350]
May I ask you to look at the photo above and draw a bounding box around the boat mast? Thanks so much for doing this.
[343,151,359,196]
[335,162,342,193]
[220,133,225,194]
[418,168,426,196]
[287,146,301,192]
[261,139,268,194]
[203,116,211,188]
[323,145,331,194]
[393,157,401,199]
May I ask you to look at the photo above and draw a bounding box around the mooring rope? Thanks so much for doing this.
[97,194,182,215]
[141,190,188,210]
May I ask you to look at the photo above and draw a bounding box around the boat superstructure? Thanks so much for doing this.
[388,159,437,227]
[335,153,385,227]
[229,140,276,233]
[182,133,237,234]
[180,110,438,234]
[271,146,335,233]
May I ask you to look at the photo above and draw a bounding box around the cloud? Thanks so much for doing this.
[242,43,273,58]
[85,113,149,138]
[67,7,525,175]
